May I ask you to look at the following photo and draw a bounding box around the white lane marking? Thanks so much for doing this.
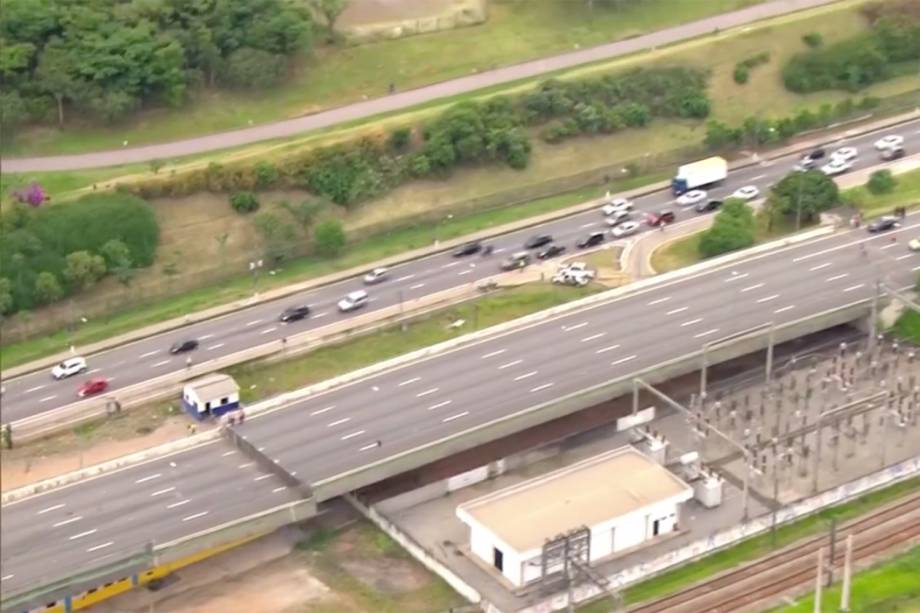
[151,487,176,497]
[428,400,452,411]
[310,406,335,416]
[724,273,749,282]
[24,385,46,393]
[88,368,101,374]
[86,541,114,553]
[152,360,170,368]
[843,284,865,293]
[596,344,620,354]
[140,350,159,358]
[399,377,421,386]
[562,322,588,332]
[69,529,97,540]
[260,327,277,335]
[666,307,688,315]
[134,473,161,484]
[442,411,469,423]
[221,450,237,457]
[245,319,262,327]
[647,296,671,306]
[756,294,780,303]
[238,462,255,469]
[896,254,913,261]
[359,443,379,452]
[774,305,795,314]
[914,265,920,272]
[327,417,351,427]
[826,273,849,282]
[580,222,596,229]
[481,349,506,359]
[254,474,273,481]
[881,242,899,250]
[167,499,190,509]
[749,174,766,181]
[182,511,209,522]
[740,283,765,293]
[312,312,328,319]
[809,262,831,271]
[531,383,554,393]
[499,359,523,369]
[199,334,215,340]
[410,283,426,289]
[416,387,439,398]
[39,395,57,403]
[694,328,720,339]
[514,371,537,381]
[458,269,473,276]
[341,430,366,441]
[37,504,65,515]
[396,274,415,281]
[207,343,225,351]
[53,516,83,528]
[611,355,637,366]
[681,318,703,327]
[273,486,288,493]
[442,262,461,269]
[581,332,606,342]
[1,575,13,581]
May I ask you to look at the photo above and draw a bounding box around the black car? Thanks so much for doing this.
[169,339,199,354]
[804,148,825,161]
[453,241,482,257]
[881,147,905,161]
[695,199,723,213]
[280,305,311,322]
[867,216,899,233]
[538,245,567,260]
[524,234,554,249]
[576,231,606,249]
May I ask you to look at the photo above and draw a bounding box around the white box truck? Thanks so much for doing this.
[672,156,727,195]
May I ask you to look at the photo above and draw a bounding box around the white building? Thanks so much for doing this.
[181,374,240,420]
[456,447,693,587]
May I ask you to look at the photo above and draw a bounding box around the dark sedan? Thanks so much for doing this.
[538,245,567,260]
[695,199,722,213]
[280,305,311,322]
[576,232,606,249]
[453,241,482,257]
[524,234,554,249]
[169,339,199,354]
[867,216,899,233]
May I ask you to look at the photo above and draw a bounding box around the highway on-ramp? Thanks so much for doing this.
[3,214,919,595]
[3,119,918,424]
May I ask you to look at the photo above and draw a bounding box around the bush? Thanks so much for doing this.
[388,127,411,152]
[230,191,260,213]
[254,212,298,263]
[698,199,756,258]
[802,32,823,48]
[254,161,280,189]
[733,65,749,84]
[313,219,346,258]
[734,52,770,85]
[867,169,897,195]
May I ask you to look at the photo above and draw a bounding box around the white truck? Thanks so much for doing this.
[671,156,727,195]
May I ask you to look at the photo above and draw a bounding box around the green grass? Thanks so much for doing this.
[845,168,920,219]
[577,477,920,612]
[766,545,920,613]
[228,283,601,403]
[893,310,920,345]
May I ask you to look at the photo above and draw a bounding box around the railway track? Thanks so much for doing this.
[627,490,920,613]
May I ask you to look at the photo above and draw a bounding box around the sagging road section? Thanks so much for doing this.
[2,218,919,601]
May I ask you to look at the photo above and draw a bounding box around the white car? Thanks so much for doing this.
[676,190,707,206]
[821,159,853,176]
[601,198,633,216]
[611,220,641,238]
[51,356,88,380]
[908,238,920,252]
[731,185,760,201]
[831,147,858,162]
[874,135,904,151]
[604,209,631,226]
[363,267,389,285]
[338,290,369,312]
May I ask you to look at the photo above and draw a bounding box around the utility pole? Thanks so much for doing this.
[813,548,823,613]
[840,533,853,611]
[827,517,837,587]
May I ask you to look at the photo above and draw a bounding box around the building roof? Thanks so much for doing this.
[185,373,238,401]
[457,447,692,554]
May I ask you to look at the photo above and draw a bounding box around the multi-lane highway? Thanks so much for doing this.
[3,119,919,424]
[3,212,919,594]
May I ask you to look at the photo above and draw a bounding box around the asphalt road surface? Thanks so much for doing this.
[3,213,919,595]
[3,0,839,172]
[3,119,918,424]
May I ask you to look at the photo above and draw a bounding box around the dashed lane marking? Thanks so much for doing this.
[182,511,209,522]
[260,327,277,335]
[826,273,849,282]
[396,274,415,281]
[399,377,421,386]
[531,383,554,393]
[416,388,439,398]
[39,395,57,403]
[52,516,82,528]
[611,355,637,366]
[245,320,262,327]
[756,294,780,303]
[442,411,469,423]
[774,305,795,314]
[843,284,865,293]
[680,318,703,327]
[310,406,334,416]
[140,350,159,358]
[134,473,161,484]
[694,329,720,339]
[167,499,190,509]
[24,385,46,393]
[647,296,671,305]
[37,504,65,515]
[327,417,351,428]
[237,462,255,469]
[207,343,225,351]
[498,359,523,369]
[68,529,97,540]
[340,430,365,441]
[666,307,688,315]
[428,400,452,411]
[86,541,114,553]
[562,322,588,332]
[150,487,176,497]
[596,344,620,354]
[481,349,506,359]
[724,273,749,282]
[152,360,170,368]
[253,474,273,481]
[581,333,606,342]
[740,283,765,293]
[410,283,426,289]
[514,371,537,381]
[809,262,831,271]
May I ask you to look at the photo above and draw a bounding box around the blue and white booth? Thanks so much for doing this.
[181,374,240,421]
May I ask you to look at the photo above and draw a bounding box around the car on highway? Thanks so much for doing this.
[537,245,567,260]
[874,135,904,151]
[363,267,389,285]
[279,305,311,322]
[611,220,640,238]
[51,357,87,380]
[169,339,199,354]
[338,290,369,312]
[794,148,826,171]
[820,158,853,176]
[500,251,531,270]
[77,378,109,398]
[576,231,606,249]
[524,234,553,249]
[695,199,722,213]
[908,237,920,252]
[453,241,482,257]
[881,146,905,162]
[676,189,707,206]
[867,216,899,233]
[601,198,633,216]
[731,185,760,201]
[831,146,858,162]
[604,209,631,226]
[646,210,676,227]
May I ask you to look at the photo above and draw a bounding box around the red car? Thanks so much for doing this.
[647,210,676,227]
[78,378,109,398]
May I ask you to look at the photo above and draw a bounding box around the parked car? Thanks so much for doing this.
[604,209,632,226]
[830,147,858,162]
[576,231,606,249]
[169,339,199,354]
[874,135,904,151]
[78,378,109,398]
[695,199,723,213]
[524,234,553,249]
[537,245,567,260]
[500,251,531,271]
[453,241,482,257]
[279,305,310,322]
[881,146,905,162]
[601,198,633,216]
[647,210,676,227]
[363,267,389,285]
[820,158,853,176]
[731,185,760,201]
[676,190,707,206]
[867,216,899,233]
[338,290,369,312]
[51,357,87,380]
[611,220,640,238]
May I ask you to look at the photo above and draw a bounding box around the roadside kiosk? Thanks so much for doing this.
[181,374,240,421]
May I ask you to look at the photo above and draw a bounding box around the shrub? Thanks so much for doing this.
[698,199,756,258]
[63,251,108,291]
[388,127,411,152]
[313,219,346,258]
[34,272,63,304]
[733,65,749,85]
[254,212,298,263]
[802,32,823,48]
[867,169,897,195]
[100,239,132,269]
[254,161,280,189]
[230,191,260,213]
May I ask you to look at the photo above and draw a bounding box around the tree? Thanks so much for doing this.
[313,219,346,258]
[768,170,839,223]
[34,40,78,126]
[34,271,63,304]
[867,169,897,195]
[221,47,287,89]
[0,277,12,315]
[314,0,349,40]
[100,239,133,269]
[704,120,742,149]
[283,200,324,231]
[230,191,260,213]
[62,251,107,291]
[698,198,756,258]
[254,211,298,263]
